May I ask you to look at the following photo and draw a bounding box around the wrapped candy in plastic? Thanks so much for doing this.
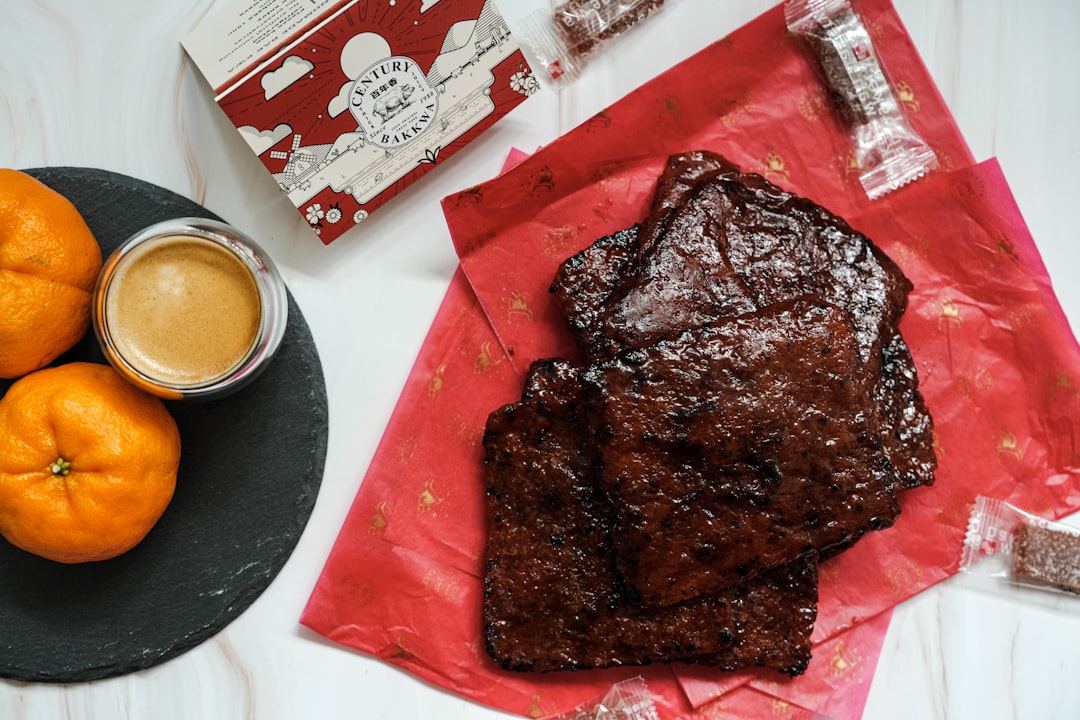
[785,0,937,199]
[518,0,669,87]
[961,495,1080,597]
[541,677,660,720]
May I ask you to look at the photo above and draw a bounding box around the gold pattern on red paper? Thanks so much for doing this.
[890,233,930,270]
[527,692,550,719]
[656,92,683,125]
[937,296,964,331]
[445,411,483,447]
[541,225,579,259]
[894,80,920,113]
[951,173,987,201]
[387,634,416,661]
[955,364,994,401]
[526,165,556,197]
[422,568,461,602]
[771,698,795,715]
[761,151,791,183]
[396,435,418,466]
[340,573,378,607]
[369,501,389,536]
[583,110,612,134]
[935,501,969,529]
[590,161,629,193]
[474,341,503,374]
[835,149,861,185]
[884,557,924,597]
[818,557,842,589]
[719,91,756,127]
[418,478,448,514]
[995,429,1024,462]
[828,639,862,679]
[428,364,447,397]
[507,290,534,323]
[1002,306,1036,334]
[797,86,830,122]
[1050,369,1077,401]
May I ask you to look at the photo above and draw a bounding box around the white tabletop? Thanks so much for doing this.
[2,1,1080,718]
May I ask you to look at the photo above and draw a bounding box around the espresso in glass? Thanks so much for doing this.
[104,235,260,384]
[94,218,287,400]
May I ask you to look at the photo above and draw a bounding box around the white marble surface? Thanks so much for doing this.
[2,1,1079,718]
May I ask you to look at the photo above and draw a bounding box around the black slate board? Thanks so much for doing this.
[0,168,328,682]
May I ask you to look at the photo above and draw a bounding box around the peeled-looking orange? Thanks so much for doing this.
[0,168,103,379]
[0,362,181,563]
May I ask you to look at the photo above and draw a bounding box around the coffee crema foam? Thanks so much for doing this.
[104,235,261,385]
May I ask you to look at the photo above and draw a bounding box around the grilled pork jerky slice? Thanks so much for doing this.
[550,152,742,363]
[555,160,911,369]
[552,155,935,488]
[483,359,611,670]
[564,191,757,362]
[637,151,913,340]
[550,227,641,363]
[643,152,913,367]
[551,153,750,364]
[876,329,936,488]
[704,170,935,488]
[696,172,910,370]
[603,180,759,351]
[583,299,899,606]
[482,359,817,675]
[551,212,756,364]
[636,150,741,256]
[727,556,817,676]
[645,154,917,391]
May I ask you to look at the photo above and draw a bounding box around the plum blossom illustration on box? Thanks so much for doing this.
[215,0,532,243]
[510,65,539,96]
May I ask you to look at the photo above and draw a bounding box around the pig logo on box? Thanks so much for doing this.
[349,57,439,149]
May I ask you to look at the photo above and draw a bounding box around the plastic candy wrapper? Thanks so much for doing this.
[518,0,669,87]
[541,677,659,720]
[961,496,1080,597]
[785,0,936,199]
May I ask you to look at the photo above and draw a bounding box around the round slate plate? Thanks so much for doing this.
[0,168,328,683]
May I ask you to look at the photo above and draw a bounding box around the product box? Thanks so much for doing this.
[182,0,537,244]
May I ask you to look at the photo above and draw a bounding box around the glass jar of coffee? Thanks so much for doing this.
[92,218,288,400]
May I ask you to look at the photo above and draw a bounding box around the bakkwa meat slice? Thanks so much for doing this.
[482,359,817,675]
[582,299,899,605]
[551,151,935,489]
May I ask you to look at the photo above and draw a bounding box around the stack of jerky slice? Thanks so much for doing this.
[482,151,936,676]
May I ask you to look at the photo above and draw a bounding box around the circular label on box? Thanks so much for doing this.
[348,56,439,149]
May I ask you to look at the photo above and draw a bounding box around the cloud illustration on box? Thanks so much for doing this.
[261,56,314,100]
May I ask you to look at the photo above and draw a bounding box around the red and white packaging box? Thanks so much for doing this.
[182,0,537,244]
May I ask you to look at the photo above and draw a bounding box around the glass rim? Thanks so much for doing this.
[92,217,288,400]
